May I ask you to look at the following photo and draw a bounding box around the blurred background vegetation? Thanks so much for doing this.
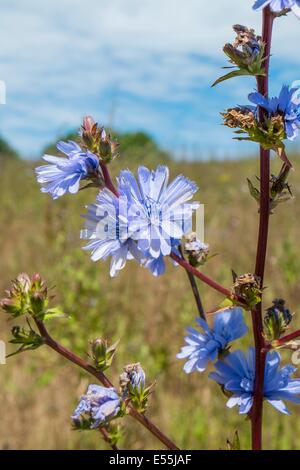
[1,131,300,450]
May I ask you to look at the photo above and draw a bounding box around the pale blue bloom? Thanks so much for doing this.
[81,188,144,277]
[118,166,199,260]
[82,166,199,277]
[249,85,300,140]
[72,384,121,428]
[35,141,100,199]
[177,308,248,373]
[253,0,300,17]
[210,348,300,415]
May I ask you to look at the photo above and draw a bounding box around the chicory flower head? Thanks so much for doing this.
[253,0,300,17]
[82,165,199,277]
[177,307,248,373]
[72,384,121,429]
[210,348,300,415]
[35,141,100,199]
[249,85,300,141]
[118,166,199,259]
[81,188,144,277]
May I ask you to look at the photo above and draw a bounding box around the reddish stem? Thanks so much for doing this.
[250,6,274,451]
[269,329,300,348]
[35,319,179,450]
[99,427,119,450]
[171,252,244,304]
[100,162,119,197]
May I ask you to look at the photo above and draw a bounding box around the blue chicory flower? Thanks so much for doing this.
[35,141,100,199]
[177,307,248,373]
[82,165,199,277]
[253,0,300,17]
[118,166,199,259]
[72,384,121,429]
[249,85,300,141]
[210,348,300,415]
[81,188,144,277]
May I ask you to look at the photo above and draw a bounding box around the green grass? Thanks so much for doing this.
[1,153,300,449]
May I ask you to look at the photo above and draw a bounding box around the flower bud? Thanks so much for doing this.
[29,274,48,317]
[8,323,44,357]
[98,129,119,163]
[80,115,101,151]
[90,338,119,371]
[119,363,152,413]
[119,363,145,394]
[264,299,293,342]
[1,273,31,317]
[1,273,49,318]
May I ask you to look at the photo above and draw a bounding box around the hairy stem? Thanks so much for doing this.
[251,6,274,451]
[34,319,179,450]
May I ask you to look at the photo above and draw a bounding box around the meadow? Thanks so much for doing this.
[1,139,300,450]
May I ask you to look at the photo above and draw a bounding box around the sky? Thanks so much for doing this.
[0,0,300,160]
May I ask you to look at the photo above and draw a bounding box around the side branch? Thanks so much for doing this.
[171,252,244,305]
[178,246,206,319]
[34,319,179,450]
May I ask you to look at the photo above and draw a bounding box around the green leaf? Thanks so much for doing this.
[212,69,251,87]
[247,178,260,203]
[43,307,67,321]
[227,430,241,450]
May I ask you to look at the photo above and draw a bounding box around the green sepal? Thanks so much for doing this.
[7,320,45,358]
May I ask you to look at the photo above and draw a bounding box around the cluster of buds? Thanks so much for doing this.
[264,299,293,342]
[233,272,262,308]
[119,363,153,413]
[90,338,119,371]
[213,25,264,87]
[80,116,119,163]
[1,273,48,319]
[8,322,44,358]
[184,233,210,267]
[222,105,286,155]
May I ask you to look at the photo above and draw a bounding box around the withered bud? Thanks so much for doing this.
[222,107,255,130]
[184,232,210,267]
[233,273,262,308]
[232,24,261,48]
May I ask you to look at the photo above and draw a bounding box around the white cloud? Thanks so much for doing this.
[0,0,299,158]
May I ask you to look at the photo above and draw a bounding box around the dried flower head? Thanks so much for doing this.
[184,232,210,267]
[222,107,255,130]
[233,273,262,308]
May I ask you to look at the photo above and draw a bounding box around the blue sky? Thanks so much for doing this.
[0,0,300,160]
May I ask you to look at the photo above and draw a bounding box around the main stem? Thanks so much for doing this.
[251,6,274,451]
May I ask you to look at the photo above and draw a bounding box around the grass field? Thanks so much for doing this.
[1,150,300,450]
